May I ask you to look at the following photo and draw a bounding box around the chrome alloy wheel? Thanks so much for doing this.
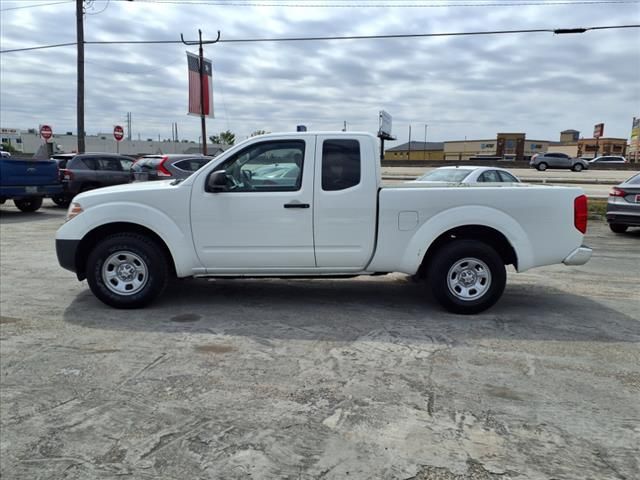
[446,257,492,301]
[101,251,148,296]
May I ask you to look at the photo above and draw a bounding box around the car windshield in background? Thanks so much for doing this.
[417,169,472,182]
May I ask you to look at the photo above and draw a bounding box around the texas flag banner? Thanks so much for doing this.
[187,51,214,117]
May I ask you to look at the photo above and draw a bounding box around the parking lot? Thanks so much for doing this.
[1,201,639,479]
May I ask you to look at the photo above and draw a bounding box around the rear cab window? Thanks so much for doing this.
[321,139,361,191]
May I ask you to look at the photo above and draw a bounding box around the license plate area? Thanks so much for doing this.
[25,186,39,194]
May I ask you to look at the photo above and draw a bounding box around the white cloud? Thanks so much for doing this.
[1,0,639,145]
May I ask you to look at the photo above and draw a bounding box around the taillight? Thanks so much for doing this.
[60,169,73,181]
[574,195,587,234]
[157,156,171,177]
[609,187,626,197]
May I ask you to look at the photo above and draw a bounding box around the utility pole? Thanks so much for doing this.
[424,124,428,161]
[126,112,132,141]
[408,125,412,161]
[180,30,220,156]
[76,0,85,153]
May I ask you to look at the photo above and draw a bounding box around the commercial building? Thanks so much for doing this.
[0,128,225,157]
[384,141,444,161]
[626,117,639,162]
[576,137,627,159]
[444,133,549,161]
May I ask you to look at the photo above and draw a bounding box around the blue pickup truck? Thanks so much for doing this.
[0,157,63,212]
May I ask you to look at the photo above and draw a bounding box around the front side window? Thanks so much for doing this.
[322,139,361,191]
[98,158,124,171]
[215,140,304,192]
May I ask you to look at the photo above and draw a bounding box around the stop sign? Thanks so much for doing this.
[40,125,53,140]
[113,125,124,142]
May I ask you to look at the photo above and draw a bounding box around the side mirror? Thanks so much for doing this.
[206,170,228,192]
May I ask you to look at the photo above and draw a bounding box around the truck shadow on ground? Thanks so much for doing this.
[0,206,64,224]
[63,276,639,344]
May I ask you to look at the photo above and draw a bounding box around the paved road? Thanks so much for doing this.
[1,202,639,479]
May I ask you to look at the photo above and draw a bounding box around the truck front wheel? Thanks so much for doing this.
[428,240,506,314]
[14,197,43,212]
[86,233,169,308]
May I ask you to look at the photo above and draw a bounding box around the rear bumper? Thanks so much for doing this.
[563,246,592,266]
[606,212,640,227]
[0,184,63,198]
[56,239,80,274]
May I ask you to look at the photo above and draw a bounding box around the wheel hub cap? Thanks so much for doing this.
[102,251,148,296]
[459,269,477,286]
[116,263,136,281]
[447,257,492,301]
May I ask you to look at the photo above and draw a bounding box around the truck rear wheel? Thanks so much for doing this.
[14,197,43,212]
[428,240,506,314]
[86,233,169,309]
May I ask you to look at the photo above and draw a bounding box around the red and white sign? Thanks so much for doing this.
[113,125,125,142]
[40,124,53,140]
[593,123,604,139]
[187,52,214,118]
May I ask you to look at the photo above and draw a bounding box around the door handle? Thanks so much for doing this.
[284,202,310,209]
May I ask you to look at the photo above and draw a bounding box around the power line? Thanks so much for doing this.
[123,0,640,6]
[1,24,639,53]
[0,1,73,12]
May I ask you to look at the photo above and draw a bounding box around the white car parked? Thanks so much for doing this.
[410,166,520,184]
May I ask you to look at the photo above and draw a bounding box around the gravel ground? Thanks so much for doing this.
[1,201,639,480]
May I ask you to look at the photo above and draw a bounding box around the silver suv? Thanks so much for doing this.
[530,152,589,172]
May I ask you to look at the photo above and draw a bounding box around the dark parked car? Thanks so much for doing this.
[130,154,213,182]
[529,152,589,172]
[606,172,640,233]
[54,153,135,207]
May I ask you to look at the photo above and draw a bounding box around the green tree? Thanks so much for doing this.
[1,142,17,154]
[250,130,269,137]
[209,130,235,146]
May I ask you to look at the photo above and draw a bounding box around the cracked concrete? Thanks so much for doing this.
[1,201,639,479]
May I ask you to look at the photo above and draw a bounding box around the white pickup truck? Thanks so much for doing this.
[56,132,591,314]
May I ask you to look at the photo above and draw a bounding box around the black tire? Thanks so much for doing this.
[572,163,584,172]
[427,240,506,315]
[86,233,169,308]
[536,162,548,171]
[13,197,43,212]
[609,224,628,234]
[51,194,71,208]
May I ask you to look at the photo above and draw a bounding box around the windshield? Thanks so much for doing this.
[417,168,473,182]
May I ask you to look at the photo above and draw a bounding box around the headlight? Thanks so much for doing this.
[65,202,84,222]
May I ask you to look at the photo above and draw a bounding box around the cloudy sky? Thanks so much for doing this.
[1,0,639,146]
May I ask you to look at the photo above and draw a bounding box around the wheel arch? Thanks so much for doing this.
[416,225,517,279]
[75,222,177,280]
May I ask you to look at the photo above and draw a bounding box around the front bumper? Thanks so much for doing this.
[563,246,592,266]
[56,239,80,274]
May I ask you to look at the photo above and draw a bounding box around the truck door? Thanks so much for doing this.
[313,135,377,269]
[190,137,316,271]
